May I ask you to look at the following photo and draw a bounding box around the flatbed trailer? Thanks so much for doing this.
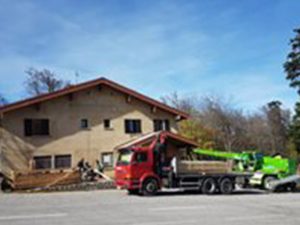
[164,172,252,194]
[268,174,300,192]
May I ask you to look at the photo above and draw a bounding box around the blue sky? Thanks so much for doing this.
[0,0,299,111]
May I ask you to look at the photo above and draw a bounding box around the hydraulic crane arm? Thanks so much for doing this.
[193,149,245,160]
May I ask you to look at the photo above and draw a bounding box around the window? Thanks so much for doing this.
[101,152,114,167]
[54,155,72,169]
[135,152,148,163]
[34,156,52,169]
[153,119,170,132]
[104,119,111,129]
[125,119,142,134]
[117,149,133,166]
[24,119,50,136]
[80,119,89,129]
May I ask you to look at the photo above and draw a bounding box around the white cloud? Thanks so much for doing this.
[0,0,298,112]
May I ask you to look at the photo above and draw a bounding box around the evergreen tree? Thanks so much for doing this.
[264,101,289,155]
[284,28,300,93]
[289,103,300,154]
[284,28,300,156]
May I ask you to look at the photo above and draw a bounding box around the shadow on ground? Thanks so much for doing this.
[150,189,267,197]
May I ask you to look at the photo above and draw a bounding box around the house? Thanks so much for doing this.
[0,77,188,177]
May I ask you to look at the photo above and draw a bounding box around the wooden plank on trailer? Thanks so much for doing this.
[178,160,232,174]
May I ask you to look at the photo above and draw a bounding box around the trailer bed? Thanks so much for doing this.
[269,175,300,191]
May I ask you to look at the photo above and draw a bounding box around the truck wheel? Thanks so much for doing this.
[142,178,158,196]
[1,178,13,192]
[263,176,277,190]
[288,182,297,192]
[219,178,234,194]
[201,178,217,194]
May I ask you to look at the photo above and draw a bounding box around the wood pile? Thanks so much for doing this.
[11,170,81,190]
[178,160,232,174]
[37,180,116,193]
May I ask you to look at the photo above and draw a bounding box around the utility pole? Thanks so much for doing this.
[75,71,80,84]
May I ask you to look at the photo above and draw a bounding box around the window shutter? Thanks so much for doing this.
[41,119,49,135]
[153,120,162,131]
[164,120,170,131]
[24,119,32,136]
[136,120,141,133]
[125,120,130,133]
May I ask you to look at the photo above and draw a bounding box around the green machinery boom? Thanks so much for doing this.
[193,149,298,188]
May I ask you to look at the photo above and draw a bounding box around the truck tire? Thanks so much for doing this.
[288,182,297,192]
[201,178,217,194]
[219,178,234,194]
[277,182,297,192]
[263,176,277,190]
[1,178,13,192]
[142,178,158,196]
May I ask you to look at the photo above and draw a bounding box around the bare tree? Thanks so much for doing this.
[25,68,71,96]
[199,97,249,151]
[162,93,250,151]
[161,93,215,148]
[161,92,199,115]
[161,93,292,155]
[246,113,273,153]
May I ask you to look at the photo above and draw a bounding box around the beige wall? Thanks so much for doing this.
[0,85,179,176]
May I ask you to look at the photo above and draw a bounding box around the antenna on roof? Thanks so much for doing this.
[75,71,79,84]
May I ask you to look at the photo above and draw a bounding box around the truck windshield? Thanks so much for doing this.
[117,149,133,166]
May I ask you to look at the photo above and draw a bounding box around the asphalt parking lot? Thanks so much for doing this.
[0,189,300,225]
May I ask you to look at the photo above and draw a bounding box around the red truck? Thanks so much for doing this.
[115,131,248,196]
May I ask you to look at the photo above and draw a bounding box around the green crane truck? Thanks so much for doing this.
[193,149,299,191]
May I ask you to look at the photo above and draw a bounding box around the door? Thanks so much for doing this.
[131,151,151,179]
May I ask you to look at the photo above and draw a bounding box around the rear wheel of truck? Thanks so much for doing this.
[142,178,158,196]
[219,178,234,194]
[201,178,217,194]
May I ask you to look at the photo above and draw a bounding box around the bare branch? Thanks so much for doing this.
[25,68,71,96]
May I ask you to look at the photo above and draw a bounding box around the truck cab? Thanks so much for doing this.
[115,131,198,195]
[115,147,158,195]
